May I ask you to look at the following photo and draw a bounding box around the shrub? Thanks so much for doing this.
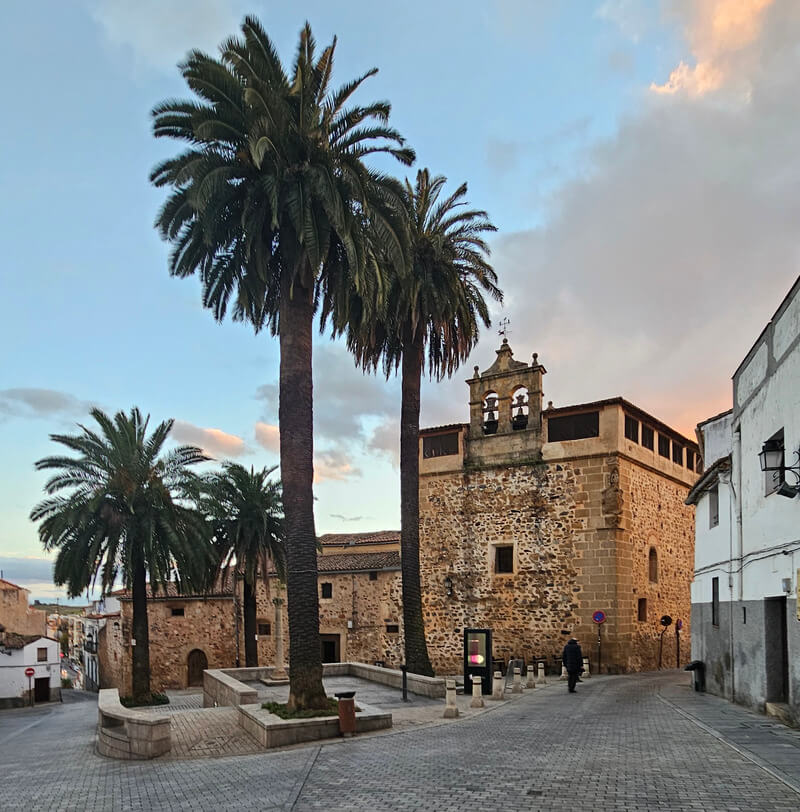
[261,698,339,719]
[61,678,72,688]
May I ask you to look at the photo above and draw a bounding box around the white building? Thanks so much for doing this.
[82,596,120,692]
[688,275,800,725]
[0,631,61,708]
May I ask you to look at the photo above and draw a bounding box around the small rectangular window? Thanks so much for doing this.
[709,485,719,528]
[658,434,671,459]
[37,647,47,662]
[171,607,185,617]
[369,571,378,581]
[385,624,399,634]
[257,623,271,636]
[641,425,654,450]
[624,415,639,443]
[672,443,683,465]
[494,545,514,574]
[637,598,647,622]
[712,577,719,627]
[686,449,695,470]
[547,412,600,442]
[321,582,333,599]
[742,607,747,625]
[422,432,459,459]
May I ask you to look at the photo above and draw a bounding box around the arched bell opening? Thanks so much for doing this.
[511,386,529,431]
[483,391,499,435]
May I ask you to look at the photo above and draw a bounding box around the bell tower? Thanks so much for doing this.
[465,339,546,466]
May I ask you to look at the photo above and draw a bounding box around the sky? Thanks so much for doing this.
[2,0,798,602]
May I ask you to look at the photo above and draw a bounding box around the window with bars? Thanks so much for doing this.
[641,425,654,450]
[624,415,639,443]
[658,434,671,458]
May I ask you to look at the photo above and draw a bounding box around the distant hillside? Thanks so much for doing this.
[32,601,85,615]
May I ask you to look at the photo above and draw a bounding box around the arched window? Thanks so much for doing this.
[648,547,658,583]
[483,391,498,435]
[511,386,529,431]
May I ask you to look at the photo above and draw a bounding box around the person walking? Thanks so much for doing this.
[562,638,583,693]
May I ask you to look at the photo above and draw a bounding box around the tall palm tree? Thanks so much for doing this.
[203,463,285,668]
[150,18,413,709]
[338,169,502,675]
[29,408,212,703]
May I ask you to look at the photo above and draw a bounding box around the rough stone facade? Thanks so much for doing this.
[419,341,698,675]
[100,533,404,693]
[0,579,47,637]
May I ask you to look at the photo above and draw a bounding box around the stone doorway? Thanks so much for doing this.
[187,649,208,687]
[320,635,340,663]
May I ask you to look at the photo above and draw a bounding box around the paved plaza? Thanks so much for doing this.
[2,671,799,811]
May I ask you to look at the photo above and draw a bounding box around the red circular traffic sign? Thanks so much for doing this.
[25,667,35,677]
[592,610,606,624]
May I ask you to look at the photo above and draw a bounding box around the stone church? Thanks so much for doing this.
[418,339,700,674]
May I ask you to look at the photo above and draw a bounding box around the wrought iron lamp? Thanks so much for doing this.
[758,438,800,498]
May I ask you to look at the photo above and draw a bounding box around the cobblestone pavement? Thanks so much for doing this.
[1,671,798,810]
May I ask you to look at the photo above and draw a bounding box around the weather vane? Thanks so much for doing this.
[498,317,511,339]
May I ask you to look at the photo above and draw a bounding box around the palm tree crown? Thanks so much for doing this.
[203,463,285,668]
[150,17,414,709]
[30,407,212,700]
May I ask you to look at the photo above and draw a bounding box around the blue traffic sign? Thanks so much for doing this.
[592,610,606,624]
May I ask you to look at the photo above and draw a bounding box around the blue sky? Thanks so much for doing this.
[2,1,798,601]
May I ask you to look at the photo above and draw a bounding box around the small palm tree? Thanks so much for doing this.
[203,463,285,668]
[150,18,413,710]
[30,408,212,703]
[339,169,502,675]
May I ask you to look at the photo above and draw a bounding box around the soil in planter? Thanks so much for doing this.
[261,698,342,719]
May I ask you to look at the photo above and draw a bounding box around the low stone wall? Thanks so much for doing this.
[323,662,446,699]
[237,700,392,748]
[96,689,171,760]
[203,669,259,708]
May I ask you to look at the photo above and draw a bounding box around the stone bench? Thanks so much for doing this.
[96,689,171,760]
[322,662,446,699]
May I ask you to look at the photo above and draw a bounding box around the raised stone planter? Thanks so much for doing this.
[237,700,391,748]
[203,669,259,708]
[322,662,446,699]
[96,689,171,760]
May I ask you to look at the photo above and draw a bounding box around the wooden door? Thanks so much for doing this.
[187,649,208,687]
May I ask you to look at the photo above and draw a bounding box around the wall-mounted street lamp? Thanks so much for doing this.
[758,438,800,498]
[444,576,453,598]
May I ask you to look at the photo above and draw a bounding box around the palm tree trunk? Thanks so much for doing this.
[279,272,327,710]
[131,557,151,702]
[400,337,435,676]
[243,578,258,667]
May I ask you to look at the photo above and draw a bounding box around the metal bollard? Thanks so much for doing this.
[582,657,591,678]
[512,667,522,694]
[401,664,409,702]
[470,675,484,708]
[525,665,535,689]
[537,662,547,685]
[443,679,459,718]
[491,670,504,701]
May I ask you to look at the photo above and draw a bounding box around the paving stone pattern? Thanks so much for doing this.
[1,672,798,811]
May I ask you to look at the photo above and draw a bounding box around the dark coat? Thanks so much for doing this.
[562,640,583,672]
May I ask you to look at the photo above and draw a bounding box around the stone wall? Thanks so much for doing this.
[255,571,404,668]
[99,569,404,693]
[0,581,46,637]
[419,462,583,674]
[419,453,694,675]
[621,458,693,671]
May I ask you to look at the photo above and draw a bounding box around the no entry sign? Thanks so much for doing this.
[24,667,35,677]
[592,610,606,624]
